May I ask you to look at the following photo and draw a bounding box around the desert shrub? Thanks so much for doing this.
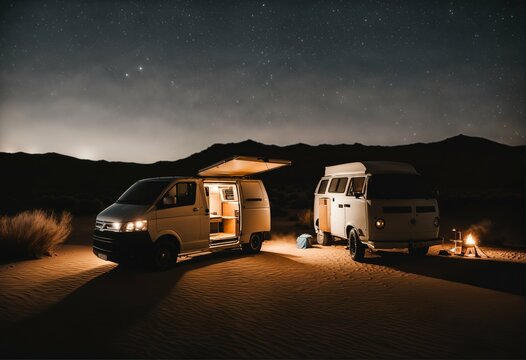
[0,210,72,259]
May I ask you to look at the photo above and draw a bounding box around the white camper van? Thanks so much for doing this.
[313,161,441,261]
[93,156,290,269]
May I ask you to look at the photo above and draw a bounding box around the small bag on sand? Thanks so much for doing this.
[296,234,313,249]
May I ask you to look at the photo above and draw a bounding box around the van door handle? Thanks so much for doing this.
[344,204,350,208]
[193,207,199,212]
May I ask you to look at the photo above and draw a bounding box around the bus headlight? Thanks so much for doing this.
[375,218,386,229]
[123,220,148,232]
[433,217,440,227]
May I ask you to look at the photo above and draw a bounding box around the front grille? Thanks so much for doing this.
[93,234,116,253]
[383,206,412,214]
[92,230,152,262]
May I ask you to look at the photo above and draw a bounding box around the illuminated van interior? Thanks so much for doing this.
[204,183,240,243]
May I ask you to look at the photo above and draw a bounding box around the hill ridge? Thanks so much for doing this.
[0,134,523,215]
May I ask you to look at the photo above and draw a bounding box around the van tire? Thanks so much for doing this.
[150,239,178,270]
[317,231,332,246]
[409,245,429,257]
[349,229,365,261]
[242,233,262,254]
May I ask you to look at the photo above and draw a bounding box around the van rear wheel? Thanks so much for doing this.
[242,233,262,254]
[150,239,178,270]
[349,230,365,262]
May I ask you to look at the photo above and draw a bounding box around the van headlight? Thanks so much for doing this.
[110,222,122,230]
[123,220,148,232]
[433,217,440,228]
[375,218,386,229]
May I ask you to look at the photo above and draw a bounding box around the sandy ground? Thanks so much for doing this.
[0,217,525,358]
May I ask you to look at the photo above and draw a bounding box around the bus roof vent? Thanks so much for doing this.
[325,161,418,176]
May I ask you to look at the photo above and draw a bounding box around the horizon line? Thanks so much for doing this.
[1,134,522,165]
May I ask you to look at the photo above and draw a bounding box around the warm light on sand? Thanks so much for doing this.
[465,233,476,246]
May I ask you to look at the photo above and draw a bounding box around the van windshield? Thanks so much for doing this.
[367,174,434,199]
[116,180,173,205]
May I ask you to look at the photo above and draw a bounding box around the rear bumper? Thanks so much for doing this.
[92,230,153,263]
[366,237,443,250]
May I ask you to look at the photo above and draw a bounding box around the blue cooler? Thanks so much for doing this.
[296,234,313,249]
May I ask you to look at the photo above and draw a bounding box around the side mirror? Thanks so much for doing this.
[354,191,364,199]
[162,196,176,206]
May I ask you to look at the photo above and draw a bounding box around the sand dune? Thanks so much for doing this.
[0,234,524,358]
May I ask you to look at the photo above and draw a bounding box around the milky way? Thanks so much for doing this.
[0,1,524,162]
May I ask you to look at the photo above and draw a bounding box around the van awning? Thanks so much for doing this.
[197,156,291,177]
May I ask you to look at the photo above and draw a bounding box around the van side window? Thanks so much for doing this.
[328,177,348,193]
[317,179,329,194]
[167,182,196,207]
[347,177,366,196]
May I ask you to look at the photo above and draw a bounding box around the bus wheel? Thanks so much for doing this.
[150,239,178,270]
[242,233,262,254]
[349,229,365,261]
[317,231,332,246]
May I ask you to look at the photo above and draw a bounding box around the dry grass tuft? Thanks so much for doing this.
[0,210,72,259]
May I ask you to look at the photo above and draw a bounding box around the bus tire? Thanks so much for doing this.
[317,231,332,246]
[349,229,365,261]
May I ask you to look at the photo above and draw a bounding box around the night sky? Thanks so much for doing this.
[0,1,524,163]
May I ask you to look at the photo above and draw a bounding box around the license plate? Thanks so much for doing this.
[97,252,108,261]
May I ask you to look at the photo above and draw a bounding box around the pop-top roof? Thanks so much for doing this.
[325,161,418,176]
[198,156,291,177]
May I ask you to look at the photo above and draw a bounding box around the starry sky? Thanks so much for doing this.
[0,1,524,163]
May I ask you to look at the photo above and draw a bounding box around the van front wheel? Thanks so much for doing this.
[150,239,178,270]
[349,230,365,262]
[242,233,262,254]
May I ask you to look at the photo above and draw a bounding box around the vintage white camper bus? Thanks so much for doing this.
[93,156,290,269]
[313,161,441,261]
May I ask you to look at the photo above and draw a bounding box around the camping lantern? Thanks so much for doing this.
[450,228,463,255]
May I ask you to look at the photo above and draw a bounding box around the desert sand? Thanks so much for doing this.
[0,219,524,359]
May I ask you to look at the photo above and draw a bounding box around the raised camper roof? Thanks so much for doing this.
[198,155,291,177]
[324,161,418,176]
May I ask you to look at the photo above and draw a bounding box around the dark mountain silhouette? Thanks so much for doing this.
[1,134,523,245]
[1,134,523,212]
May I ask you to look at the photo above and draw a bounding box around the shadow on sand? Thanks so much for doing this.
[0,249,295,358]
[364,251,525,296]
